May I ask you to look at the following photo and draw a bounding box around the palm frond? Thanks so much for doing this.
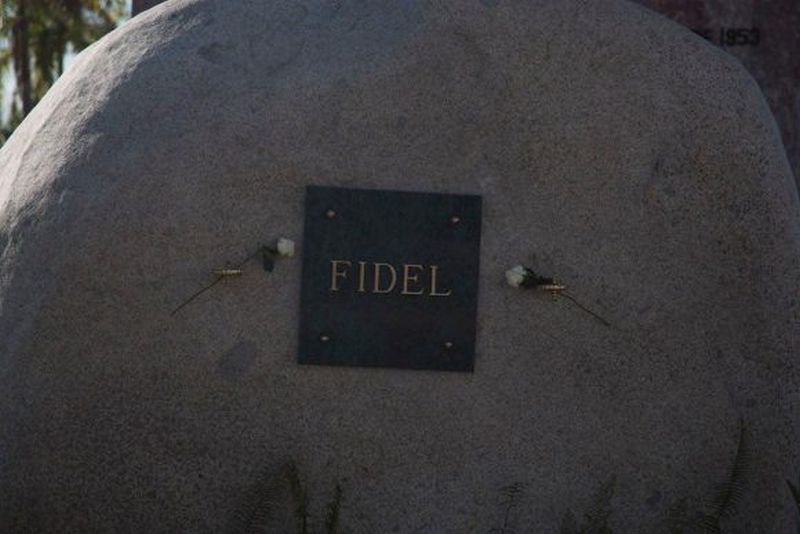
[714,421,750,517]
[230,466,284,534]
[286,460,309,534]
[584,475,616,532]
[494,481,525,532]
[788,479,800,510]
[698,420,750,532]
[696,512,721,533]
[665,496,688,534]
[787,478,800,531]
[558,475,616,534]
[324,484,343,534]
[559,509,578,534]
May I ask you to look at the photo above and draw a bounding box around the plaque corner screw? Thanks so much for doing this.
[320,334,331,342]
[325,209,336,219]
[444,341,454,349]
[450,215,461,224]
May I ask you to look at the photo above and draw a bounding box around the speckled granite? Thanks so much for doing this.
[636,0,800,190]
[131,0,800,188]
[1,1,798,531]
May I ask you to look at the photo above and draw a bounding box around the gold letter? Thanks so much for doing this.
[357,261,367,293]
[401,264,425,295]
[330,260,351,291]
[373,262,397,294]
[429,265,452,297]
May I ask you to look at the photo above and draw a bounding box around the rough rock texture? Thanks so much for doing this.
[636,0,800,191]
[130,0,800,187]
[1,0,798,531]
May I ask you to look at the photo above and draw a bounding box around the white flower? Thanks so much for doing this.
[276,238,295,257]
[505,265,529,288]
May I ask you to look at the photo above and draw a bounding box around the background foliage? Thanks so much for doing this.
[0,0,127,145]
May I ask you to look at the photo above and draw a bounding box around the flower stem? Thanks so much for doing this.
[561,292,612,328]
[171,246,265,315]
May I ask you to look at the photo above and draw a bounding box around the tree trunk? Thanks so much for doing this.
[12,0,33,116]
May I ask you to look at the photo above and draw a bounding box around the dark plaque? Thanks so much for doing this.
[298,186,482,372]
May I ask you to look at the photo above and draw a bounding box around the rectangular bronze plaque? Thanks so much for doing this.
[298,186,482,372]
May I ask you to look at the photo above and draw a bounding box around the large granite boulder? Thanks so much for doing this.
[1,0,798,531]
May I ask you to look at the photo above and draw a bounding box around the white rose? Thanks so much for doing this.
[276,237,295,257]
[505,265,528,288]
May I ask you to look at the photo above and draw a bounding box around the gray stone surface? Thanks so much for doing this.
[0,0,798,531]
[131,0,800,187]
[636,0,800,186]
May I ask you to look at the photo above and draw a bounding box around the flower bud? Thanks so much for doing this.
[276,237,295,257]
[505,265,529,288]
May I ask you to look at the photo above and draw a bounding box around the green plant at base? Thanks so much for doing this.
[232,460,342,534]
[490,481,525,533]
[697,420,750,533]
[231,465,284,534]
[787,477,800,533]
[324,484,342,534]
[664,496,689,534]
[560,475,616,534]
